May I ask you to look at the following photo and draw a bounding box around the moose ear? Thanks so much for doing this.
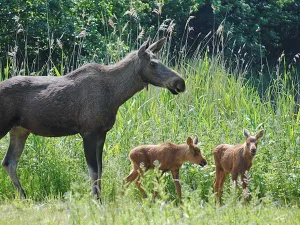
[147,37,166,53]
[256,130,264,139]
[243,128,250,138]
[138,38,151,58]
[193,135,198,145]
[186,137,193,146]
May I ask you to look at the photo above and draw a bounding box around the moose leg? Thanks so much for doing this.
[214,168,223,203]
[124,169,139,185]
[171,169,182,202]
[241,173,250,200]
[2,126,30,198]
[135,173,147,198]
[219,171,228,192]
[0,123,12,140]
[152,171,164,200]
[82,132,106,200]
[122,168,139,195]
[231,172,238,190]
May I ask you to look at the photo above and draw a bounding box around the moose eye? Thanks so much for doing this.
[194,151,200,156]
[150,61,156,67]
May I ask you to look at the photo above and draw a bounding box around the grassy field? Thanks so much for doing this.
[0,46,299,223]
[0,197,299,225]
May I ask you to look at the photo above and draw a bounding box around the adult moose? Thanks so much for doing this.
[0,38,185,199]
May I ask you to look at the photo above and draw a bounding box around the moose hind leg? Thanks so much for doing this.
[121,169,139,196]
[135,173,147,198]
[2,126,30,198]
[241,173,250,200]
[0,123,12,140]
[124,169,139,186]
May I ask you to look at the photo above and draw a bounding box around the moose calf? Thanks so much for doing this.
[213,129,264,203]
[123,136,207,201]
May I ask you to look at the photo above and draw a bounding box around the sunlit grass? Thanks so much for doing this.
[0,52,299,205]
[0,196,299,225]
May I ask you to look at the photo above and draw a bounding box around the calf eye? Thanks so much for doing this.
[150,61,156,67]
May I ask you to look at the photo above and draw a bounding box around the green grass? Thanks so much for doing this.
[0,196,299,225]
[0,40,300,223]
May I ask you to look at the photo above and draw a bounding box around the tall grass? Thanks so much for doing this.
[0,44,299,203]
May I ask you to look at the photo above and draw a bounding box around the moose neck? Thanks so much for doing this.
[181,145,189,163]
[106,52,146,109]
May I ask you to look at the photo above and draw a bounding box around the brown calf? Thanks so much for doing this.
[213,129,264,203]
[123,136,207,201]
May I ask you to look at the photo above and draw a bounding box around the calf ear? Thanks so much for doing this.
[138,38,151,58]
[186,137,193,146]
[147,37,166,53]
[193,135,198,145]
[256,130,264,139]
[243,128,250,138]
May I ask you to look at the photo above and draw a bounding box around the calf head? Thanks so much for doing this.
[185,136,207,167]
[243,129,264,156]
[137,38,185,95]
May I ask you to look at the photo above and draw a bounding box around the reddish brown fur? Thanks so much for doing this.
[123,136,207,201]
[213,129,264,203]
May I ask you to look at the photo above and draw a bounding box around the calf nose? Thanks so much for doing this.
[251,149,256,156]
[200,160,207,167]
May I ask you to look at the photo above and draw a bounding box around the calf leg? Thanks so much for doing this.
[214,169,222,203]
[124,169,139,185]
[215,170,227,204]
[2,126,30,198]
[153,171,165,201]
[231,172,238,190]
[135,173,147,198]
[82,132,106,200]
[171,169,182,202]
[241,173,250,200]
[122,168,139,195]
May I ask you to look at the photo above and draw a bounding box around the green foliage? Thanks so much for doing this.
[209,0,300,63]
[0,44,299,204]
[0,196,299,224]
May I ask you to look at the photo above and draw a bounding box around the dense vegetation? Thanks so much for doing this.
[0,43,299,222]
[0,1,299,224]
[1,1,300,75]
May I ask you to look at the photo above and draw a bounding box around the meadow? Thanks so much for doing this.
[0,29,300,224]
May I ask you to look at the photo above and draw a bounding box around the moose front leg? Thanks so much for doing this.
[171,169,182,202]
[82,132,106,200]
[241,172,250,200]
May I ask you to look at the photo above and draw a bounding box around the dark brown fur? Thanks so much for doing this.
[0,38,185,199]
[123,136,207,201]
[213,129,264,203]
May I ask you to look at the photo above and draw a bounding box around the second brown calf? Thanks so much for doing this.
[213,129,264,203]
[123,136,207,201]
